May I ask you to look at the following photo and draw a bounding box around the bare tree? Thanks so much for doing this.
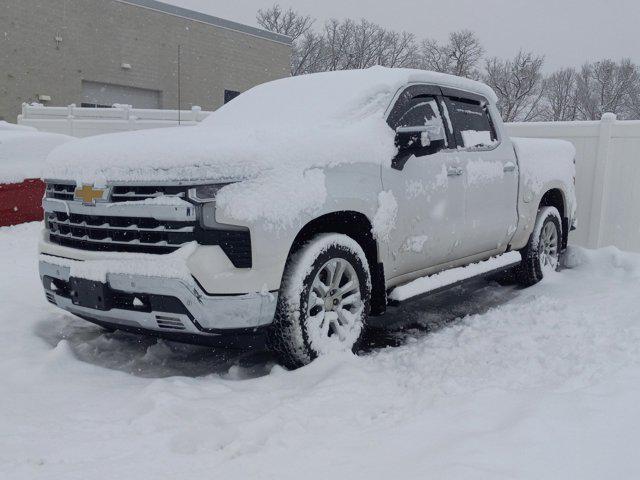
[257,4,318,76]
[317,18,417,72]
[344,19,386,69]
[575,58,639,120]
[629,80,640,120]
[321,18,355,71]
[541,68,579,121]
[291,31,325,75]
[448,30,485,78]
[483,51,545,122]
[418,30,484,79]
[419,39,453,73]
[256,4,314,41]
[378,31,416,68]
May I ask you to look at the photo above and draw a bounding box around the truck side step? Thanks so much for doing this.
[387,251,522,305]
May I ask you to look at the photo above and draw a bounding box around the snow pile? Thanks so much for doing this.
[512,137,577,216]
[44,67,496,227]
[3,223,640,478]
[0,120,37,132]
[0,129,73,184]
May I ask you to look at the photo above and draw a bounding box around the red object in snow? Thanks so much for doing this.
[0,179,46,227]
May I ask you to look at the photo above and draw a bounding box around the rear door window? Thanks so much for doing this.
[444,97,498,149]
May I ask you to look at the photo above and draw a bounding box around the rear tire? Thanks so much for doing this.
[268,234,371,369]
[517,206,562,287]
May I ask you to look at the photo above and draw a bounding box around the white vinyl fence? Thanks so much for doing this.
[506,114,640,253]
[18,103,212,138]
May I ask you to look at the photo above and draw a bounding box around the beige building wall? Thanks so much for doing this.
[1,0,291,121]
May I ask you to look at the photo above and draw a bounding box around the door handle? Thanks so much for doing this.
[447,166,463,177]
[503,162,516,173]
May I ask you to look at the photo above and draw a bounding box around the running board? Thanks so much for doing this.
[387,251,522,305]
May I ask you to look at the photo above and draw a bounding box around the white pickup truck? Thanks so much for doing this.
[39,67,576,368]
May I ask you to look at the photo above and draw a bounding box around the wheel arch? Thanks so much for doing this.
[539,188,569,249]
[286,210,387,315]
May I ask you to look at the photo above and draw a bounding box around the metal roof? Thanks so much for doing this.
[116,0,293,45]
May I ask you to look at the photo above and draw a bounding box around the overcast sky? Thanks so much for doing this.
[166,0,640,71]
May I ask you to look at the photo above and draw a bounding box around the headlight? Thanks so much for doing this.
[187,183,238,230]
[188,183,232,203]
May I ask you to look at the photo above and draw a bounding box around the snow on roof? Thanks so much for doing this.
[0,130,74,184]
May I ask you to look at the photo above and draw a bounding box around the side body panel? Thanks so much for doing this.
[380,151,466,279]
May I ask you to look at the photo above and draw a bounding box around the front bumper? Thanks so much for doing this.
[39,257,278,340]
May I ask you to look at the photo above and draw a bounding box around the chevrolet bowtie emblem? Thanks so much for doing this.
[75,185,105,204]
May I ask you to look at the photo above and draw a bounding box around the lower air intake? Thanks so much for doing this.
[156,315,186,331]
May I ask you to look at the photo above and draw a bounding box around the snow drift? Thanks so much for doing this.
[3,223,640,479]
[0,129,73,184]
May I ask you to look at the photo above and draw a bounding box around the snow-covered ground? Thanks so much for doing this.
[2,222,640,479]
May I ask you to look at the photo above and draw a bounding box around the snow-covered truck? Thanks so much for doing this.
[38,67,576,368]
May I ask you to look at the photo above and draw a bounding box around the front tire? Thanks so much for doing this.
[517,206,562,287]
[269,234,371,369]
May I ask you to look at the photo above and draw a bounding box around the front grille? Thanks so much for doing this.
[110,185,187,202]
[45,183,187,203]
[46,211,194,254]
[44,182,252,268]
[45,212,252,268]
[46,183,75,201]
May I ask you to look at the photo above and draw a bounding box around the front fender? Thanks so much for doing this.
[194,163,382,294]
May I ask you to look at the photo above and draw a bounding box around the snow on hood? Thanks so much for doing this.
[0,130,74,184]
[44,67,496,227]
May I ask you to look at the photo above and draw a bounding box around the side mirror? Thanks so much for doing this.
[395,124,445,151]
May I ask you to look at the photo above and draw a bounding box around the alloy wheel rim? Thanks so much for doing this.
[306,257,364,353]
[539,221,559,271]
